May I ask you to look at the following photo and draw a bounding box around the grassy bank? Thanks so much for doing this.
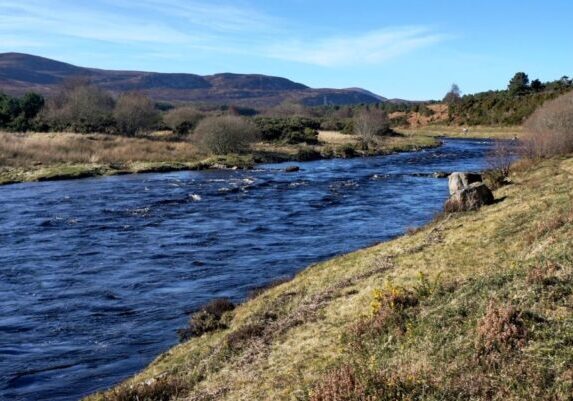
[396,124,523,140]
[87,154,573,400]
[0,131,439,185]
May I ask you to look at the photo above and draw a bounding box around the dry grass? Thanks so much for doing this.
[86,154,573,401]
[317,130,359,144]
[397,124,523,139]
[0,130,438,185]
[0,131,200,167]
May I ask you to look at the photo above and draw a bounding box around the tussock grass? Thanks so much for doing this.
[87,154,573,400]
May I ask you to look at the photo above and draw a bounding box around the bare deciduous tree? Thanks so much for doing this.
[353,109,390,143]
[113,92,159,136]
[41,79,115,132]
[522,91,573,158]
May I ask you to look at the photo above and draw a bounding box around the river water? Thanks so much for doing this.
[0,138,495,401]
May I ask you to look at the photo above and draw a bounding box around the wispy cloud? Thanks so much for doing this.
[113,0,281,33]
[265,27,447,67]
[0,1,448,73]
[0,1,203,45]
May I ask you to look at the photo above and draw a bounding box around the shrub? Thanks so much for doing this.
[193,115,259,154]
[113,92,160,136]
[177,298,235,341]
[522,90,573,158]
[485,139,516,187]
[0,92,44,131]
[295,146,321,161]
[163,106,204,135]
[281,127,319,145]
[253,116,320,142]
[309,364,430,401]
[335,143,356,158]
[475,301,528,364]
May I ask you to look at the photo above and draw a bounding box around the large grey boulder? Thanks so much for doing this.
[448,172,483,195]
[445,182,494,211]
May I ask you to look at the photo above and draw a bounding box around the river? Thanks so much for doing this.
[0,138,496,401]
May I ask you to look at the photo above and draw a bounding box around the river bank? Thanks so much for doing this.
[86,154,573,400]
[0,131,438,186]
[1,139,497,401]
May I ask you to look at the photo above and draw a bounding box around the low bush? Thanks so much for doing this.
[177,298,235,341]
[193,115,260,154]
[163,106,204,135]
[475,301,528,365]
[253,116,320,142]
[281,127,319,145]
[295,146,322,161]
[335,143,356,158]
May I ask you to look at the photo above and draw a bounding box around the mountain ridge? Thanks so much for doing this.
[0,52,386,107]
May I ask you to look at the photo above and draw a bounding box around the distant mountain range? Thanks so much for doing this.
[0,53,387,107]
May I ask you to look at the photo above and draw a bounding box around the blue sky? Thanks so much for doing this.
[1,0,572,99]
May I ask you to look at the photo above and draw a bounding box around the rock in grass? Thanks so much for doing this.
[448,172,483,195]
[445,182,494,211]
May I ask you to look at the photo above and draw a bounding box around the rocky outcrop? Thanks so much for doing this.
[448,172,483,195]
[445,173,494,211]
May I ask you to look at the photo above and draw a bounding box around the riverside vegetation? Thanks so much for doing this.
[85,89,573,400]
[2,71,571,185]
[0,80,439,185]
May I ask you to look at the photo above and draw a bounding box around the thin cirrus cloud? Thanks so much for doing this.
[0,0,219,45]
[265,27,448,67]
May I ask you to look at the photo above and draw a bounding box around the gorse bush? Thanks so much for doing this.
[193,115,260,154]
[253,116,321,142]
[522,90,573,158]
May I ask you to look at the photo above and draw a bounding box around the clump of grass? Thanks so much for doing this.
[178,298,235,341]
[102,377,188,401]
[225,322,266,351]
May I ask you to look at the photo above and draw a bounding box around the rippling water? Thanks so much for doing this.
[0,138,495,401]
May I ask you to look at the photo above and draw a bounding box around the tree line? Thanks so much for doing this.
[444,73,573,125]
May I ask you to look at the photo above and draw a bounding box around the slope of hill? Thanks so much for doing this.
[0,53,383,107]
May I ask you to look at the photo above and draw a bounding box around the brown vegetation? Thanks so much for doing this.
[113,92,160,136]
[193,115,260,154]
[352,109,390,142]
[163,106,204,135]
[0,132,199,167]
[523,90,573,158]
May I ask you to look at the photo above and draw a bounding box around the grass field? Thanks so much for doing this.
[87,154,573,401]
[0,131,439,185]
[397,124,523,139]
